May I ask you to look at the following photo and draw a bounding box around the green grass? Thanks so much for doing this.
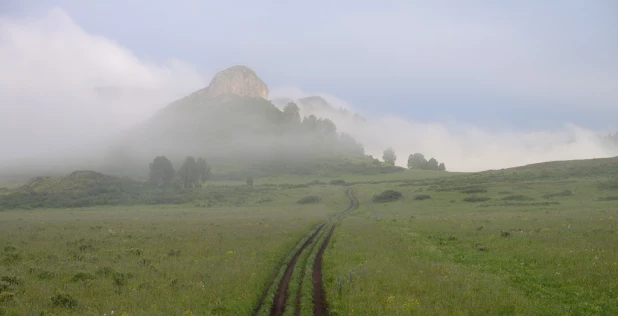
[0,185,349,315]
[1,156,617,315]
[323,164,618,315]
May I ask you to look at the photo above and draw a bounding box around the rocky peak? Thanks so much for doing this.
[201,65,269,99]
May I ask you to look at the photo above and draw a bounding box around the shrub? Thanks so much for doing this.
[373,190,403,203]
[599,196,618,201]
[51,292,77,308]
[501,195,534,201]
[0,292,14,303]
[329,180,346,185]
[297,196,322,204]
[463,196,492,202]
[413,195,431,200]
[71,272,95,282]
[460,188,488,194]
[542,190,573,199]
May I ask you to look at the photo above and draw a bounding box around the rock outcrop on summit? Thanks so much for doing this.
[196,65,269,99]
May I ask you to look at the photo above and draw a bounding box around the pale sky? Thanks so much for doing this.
[1,1,617,170]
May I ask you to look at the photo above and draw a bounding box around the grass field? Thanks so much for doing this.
[0,186,349,315]
[0,158,617,315]
[323,165,618,315]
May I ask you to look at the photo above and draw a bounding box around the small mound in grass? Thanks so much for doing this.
[463,196,492,202]
[297,195,322,204]
[373,190,403,203]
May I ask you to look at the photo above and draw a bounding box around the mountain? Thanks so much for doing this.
[113,65,366,170]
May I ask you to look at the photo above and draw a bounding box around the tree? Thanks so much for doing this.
[283,102,301,124]
[438,162,446,171]
[316,118,337,138]
[148,156,175,187]
[407,153,427,169]
[302,115,318,131]
[246,176,254,187]
[196,157,211,184]
[426,158,439,170]
[382,147,397,165]
[178,156,199,188]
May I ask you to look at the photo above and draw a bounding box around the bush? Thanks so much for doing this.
[329,180,346,185]
[51,292,77,308]
[599,196,618,201]
[71,272,95,282]
[463,196,492,202]
[373,190,403,203]
[542,190,573,199]
[413,195,431,200]
[501,195,534,201]
[297,196,322,204]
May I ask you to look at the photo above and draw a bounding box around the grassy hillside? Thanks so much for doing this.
[0,156,616,315]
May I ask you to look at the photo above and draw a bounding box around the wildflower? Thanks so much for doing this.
[403,297,420,312]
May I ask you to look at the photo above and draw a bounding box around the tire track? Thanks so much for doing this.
[254,224,324,316]
[270,225,324,316]
[313,189,359,316]
[256,189,359,316]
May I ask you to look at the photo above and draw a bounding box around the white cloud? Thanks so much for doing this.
[0,8,206,161]
[273,86,618,172]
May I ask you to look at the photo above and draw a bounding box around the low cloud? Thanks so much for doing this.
[272,87,618,172]
[0,8,206,162]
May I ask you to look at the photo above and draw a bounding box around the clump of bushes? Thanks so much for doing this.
[599,196,618,201]
[71,272,95,282]
[463,196,492,202]
[542,190,573,199]
[329,180,346,186]
[297,196,322,204]
[501,195,534,201]
[51,292,77,308]
[413,195,431,200]
[373,190,403,203]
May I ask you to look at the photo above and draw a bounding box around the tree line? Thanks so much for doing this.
[381,147,446,171]
[148,156,211,188]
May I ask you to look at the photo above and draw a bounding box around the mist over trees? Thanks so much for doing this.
[177,156,211,188]
[382,147,397,165]
[122,96,366,169]
[407,153,447,171]
[148,156,175,187]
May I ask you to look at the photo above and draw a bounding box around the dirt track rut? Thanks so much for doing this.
[255,189,359,316]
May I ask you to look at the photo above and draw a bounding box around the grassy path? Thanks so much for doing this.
[254,189,359,316]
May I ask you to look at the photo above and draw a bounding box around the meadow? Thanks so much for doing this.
[323,163,618,315]
[0,186,349,315]
[0,158,617,315]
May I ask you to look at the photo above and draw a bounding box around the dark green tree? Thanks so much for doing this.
[426,158,439,170]
[317,118,337,138]
[196,157,211,183]
[382,147,397,165]
[438,162,446,171]
[407,153,427,169]
[178,156,199,188]
[148,156,175,187]
[302,115,318,131]
[246,176,254,187]
[282,102,301,124]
